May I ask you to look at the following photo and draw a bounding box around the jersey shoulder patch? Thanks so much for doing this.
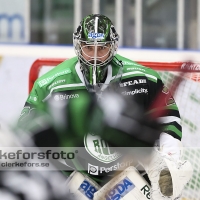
[36,57,78,88]
[114,54,147,72]
[114,54,161,82]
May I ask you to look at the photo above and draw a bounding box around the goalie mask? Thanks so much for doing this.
[73,14,119,87]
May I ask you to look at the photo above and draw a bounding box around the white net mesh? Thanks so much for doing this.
[158,71,200,200]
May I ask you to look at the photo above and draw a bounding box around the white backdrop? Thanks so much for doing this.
[0,44,200,126]
[0,0,30,43]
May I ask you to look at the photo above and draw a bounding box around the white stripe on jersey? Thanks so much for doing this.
[158,116,181,125]
[121,71,158,81]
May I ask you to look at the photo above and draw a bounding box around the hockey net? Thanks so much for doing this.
[29,58,200,200]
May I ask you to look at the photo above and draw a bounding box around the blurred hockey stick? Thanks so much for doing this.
[95,61,193,148]
[149,61,195,119]
[96,61,196,180]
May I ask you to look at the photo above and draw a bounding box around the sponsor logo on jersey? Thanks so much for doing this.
[122,88,148,95]
[88,160,134,175]
[38,69,71,88]
[78,179,98,200]
[88,163,99,175]
[115,60,135,66]
[88,32,105,39]
[141,185,151,199]
[48,79,66,90]
[105,177,135,200]
[120,79,147,87]
[28,95,38,102]
[54,93,79,101]
[127,67,146,71]
[84,133,121,163]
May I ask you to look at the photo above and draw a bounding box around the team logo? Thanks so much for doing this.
[84,133,121,163]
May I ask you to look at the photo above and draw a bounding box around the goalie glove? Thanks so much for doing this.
[141,133,193,200]
[94,166,151,200]
[159,132,183,160]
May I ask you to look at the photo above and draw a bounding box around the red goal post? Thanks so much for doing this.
[29,58,200,93]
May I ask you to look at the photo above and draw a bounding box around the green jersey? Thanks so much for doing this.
[19,54,182,183]
[20,54,181,139]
